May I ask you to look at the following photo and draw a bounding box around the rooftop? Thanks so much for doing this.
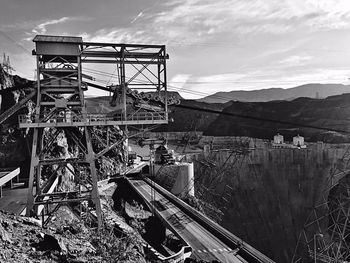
[33,35,83,43]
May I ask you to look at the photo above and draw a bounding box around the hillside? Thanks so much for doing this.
[159,99,230,132]
[85,92,350,143]
[198,83,350,103]
[85,94,226,133]
[203,94,350,142]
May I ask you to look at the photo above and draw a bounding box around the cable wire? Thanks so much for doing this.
[175,104,350,135]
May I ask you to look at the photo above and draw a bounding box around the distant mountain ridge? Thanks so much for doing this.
[197,83,350,103]
[163,93,350,143]
[82,89,350,143]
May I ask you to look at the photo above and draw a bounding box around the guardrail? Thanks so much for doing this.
[142,177,275,263]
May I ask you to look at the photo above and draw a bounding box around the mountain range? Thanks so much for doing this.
[159,93,350,143]
[197,83,350,103]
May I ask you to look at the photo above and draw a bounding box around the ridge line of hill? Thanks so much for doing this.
[197,83,350,103]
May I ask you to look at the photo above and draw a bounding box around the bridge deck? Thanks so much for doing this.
[129,179,245,263]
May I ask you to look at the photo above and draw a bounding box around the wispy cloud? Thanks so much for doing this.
[84,0,350,48]
[170,73,249,99]
[131,11,144,24]
[173,68,350,99]
[21,16,91,41]
[83,28,152,44]
[32,17,70,34]
[154,0,350,37]
[279,55,313,67]
[168,74,191,90]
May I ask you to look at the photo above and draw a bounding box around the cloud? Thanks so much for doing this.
[84,0,350,49]
[172,68,350,99]
[303,0,350,29]
[168,74,191,90]
[131,11,144,24]
[32,17,70,34]
[83,28,153,44]
[153,0,350,42]
[169,73,249,99]
[278,55,313,67]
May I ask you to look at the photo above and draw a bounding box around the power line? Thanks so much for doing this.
[0,31,32,56]
[169,79,347,84]
[176,104,350,135]
[85,66,347,86]
[83,67,259,102]
[81,68,350,136]
[84,66,350,103]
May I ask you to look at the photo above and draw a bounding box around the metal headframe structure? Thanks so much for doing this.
[19,35,169,228]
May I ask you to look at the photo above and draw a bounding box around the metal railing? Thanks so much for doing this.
[18,111,167,126]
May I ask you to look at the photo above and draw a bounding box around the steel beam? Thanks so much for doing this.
[81,59,163,65]
[82,50,168,59]
[82,42,165,49]
[85,127,102,228]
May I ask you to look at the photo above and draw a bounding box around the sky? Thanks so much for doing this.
[1,0,350,99]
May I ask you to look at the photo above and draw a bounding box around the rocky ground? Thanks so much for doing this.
[0,209,102,263]
[0,183,147,263]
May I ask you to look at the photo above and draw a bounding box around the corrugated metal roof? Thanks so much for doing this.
[33,35,82,43]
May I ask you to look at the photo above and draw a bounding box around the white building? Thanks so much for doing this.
[273,133,284,144]
[293,135,305,147]
[272,133,307,149]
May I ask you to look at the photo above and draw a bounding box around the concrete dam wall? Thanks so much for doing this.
[189,141,350,262]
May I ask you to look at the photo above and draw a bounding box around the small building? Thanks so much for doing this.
[273,133,284,144]
[272,133,289,148]
[293,135,305,148]
[271,133,307,149]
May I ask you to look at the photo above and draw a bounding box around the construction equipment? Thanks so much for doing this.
[154,145,175,165]
[128,151,137,166]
